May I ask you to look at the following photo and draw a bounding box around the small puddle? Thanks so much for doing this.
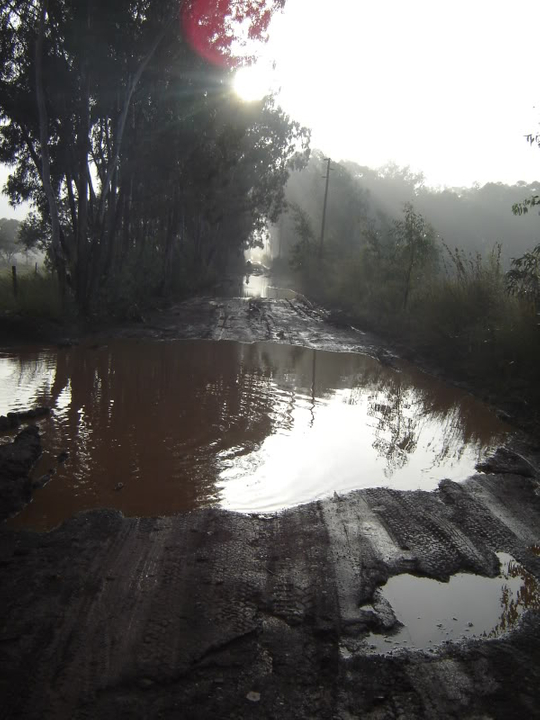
[0,339,510,530]
[362,553,540,654]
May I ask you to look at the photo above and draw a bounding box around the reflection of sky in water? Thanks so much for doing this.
[218,383,502,513]
[0,340,511,530]
[0,351,56,417]
[362,553,540,654]
[243,274,270,297]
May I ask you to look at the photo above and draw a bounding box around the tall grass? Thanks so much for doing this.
[289,240,540,410]
[411,245,540,384]
[0,269,63,320]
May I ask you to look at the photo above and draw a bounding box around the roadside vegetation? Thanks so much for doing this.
[284,160,540,420]
[0,268,62,320]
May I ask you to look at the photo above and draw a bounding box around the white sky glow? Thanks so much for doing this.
[2,0,539,219]
[257,0,539,188]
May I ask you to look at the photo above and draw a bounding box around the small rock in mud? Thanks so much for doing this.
[0,426,42,520]
[0,407,50,433]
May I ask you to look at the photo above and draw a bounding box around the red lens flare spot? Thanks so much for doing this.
[181,0,282,68]
[181,0,238,68]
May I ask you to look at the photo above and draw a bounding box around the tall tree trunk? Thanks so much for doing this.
[75,25,92,311]
[86,28,167,314]
[35,0,67,300]
[97,28,166,227]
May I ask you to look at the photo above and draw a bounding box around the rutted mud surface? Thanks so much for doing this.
[1,477,540,719]
[114,295,381,354]
[1,295,540,719]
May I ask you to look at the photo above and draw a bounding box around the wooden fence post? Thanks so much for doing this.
[12,266,18,298]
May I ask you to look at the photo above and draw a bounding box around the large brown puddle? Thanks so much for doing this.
[0,339,510,530]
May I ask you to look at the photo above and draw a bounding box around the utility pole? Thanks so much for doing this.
[319,157,331,256]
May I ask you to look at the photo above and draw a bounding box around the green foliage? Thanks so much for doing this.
[512,196,540,216]
[417,246,539,391]
[506,244,540,311]
[0,218,21,265]
[17,213,50,254]
[391,202,439,309]
[418,245,505,346]
[289,203,316,271]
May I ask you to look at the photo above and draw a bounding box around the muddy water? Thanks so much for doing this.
[0,339,510,530]
[362,552,540,654]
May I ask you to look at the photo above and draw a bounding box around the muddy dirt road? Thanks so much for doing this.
[115,295,383,354]
[1,295,540,719]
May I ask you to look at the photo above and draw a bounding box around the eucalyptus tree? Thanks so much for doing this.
[1,0,175,305]
[0,0,306,315]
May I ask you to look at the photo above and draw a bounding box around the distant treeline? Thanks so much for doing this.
[273,152,539,264]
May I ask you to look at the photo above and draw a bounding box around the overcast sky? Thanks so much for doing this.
[265,0,539,188]
[2,0,538,220]
[0,165,27,220]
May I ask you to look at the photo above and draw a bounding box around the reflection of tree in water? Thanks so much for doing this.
[1,351,57,412]
[485,558,540,639]
[39,339,363,514]
[368,379,420,477]
[12,340,287,526]
[351,361,508,478]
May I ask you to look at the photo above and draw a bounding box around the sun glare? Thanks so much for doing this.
[233,65,273,102]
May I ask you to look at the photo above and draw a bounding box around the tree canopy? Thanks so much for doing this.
[0,0,308,315]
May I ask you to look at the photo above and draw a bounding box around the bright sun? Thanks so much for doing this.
[233,65,273,102]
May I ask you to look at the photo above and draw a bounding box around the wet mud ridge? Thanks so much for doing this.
[116,295,384,356]
[1,470,540,719]
[1,295,540,718]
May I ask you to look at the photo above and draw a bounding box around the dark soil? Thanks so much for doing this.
[0,426,42,521]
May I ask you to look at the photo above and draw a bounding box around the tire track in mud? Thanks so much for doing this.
[1,469,540,719]
[118,295,379,354]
